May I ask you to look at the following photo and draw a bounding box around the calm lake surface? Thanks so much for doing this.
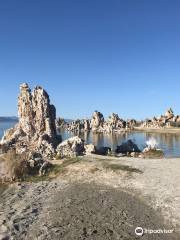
[59,130,180,158]
[1,120,180,157]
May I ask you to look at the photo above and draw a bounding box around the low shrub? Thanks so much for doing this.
[143,149,164,159]
[1,150,29,179]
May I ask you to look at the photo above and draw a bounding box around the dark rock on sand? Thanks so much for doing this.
[116,140,140,154]
[95,147,111,155]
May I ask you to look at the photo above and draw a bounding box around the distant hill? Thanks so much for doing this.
[0,117,72,123]
[0,116,18,122]
[65,119,73,123]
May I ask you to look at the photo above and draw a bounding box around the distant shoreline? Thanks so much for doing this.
[0,117,18,122]
[134,127,180,134]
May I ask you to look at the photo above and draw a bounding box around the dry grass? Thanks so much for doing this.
[22,157,81,182]
[142,149,164,159]
[0,150,29,179]
[0,151,82,182]
[89,167,100,174]
[0,152,143,183]
[102,162,143,174]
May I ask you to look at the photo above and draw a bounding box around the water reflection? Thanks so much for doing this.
[59,130,180,157]
[1,122,180,157]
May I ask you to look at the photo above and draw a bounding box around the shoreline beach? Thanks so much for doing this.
[134,127,180,134]
[1,155,180,239]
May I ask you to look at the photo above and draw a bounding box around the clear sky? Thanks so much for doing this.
[0,0,180,120]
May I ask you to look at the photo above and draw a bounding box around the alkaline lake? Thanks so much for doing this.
[1,120,180,157]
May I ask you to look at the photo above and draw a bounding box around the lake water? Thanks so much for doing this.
[1,121,180,157]
[59,130,180,158]
[0,120,18,140]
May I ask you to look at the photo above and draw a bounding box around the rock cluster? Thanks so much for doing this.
[0,150,52,183]
[65,119,91,132]
[27,152,52,176]
[84,139,141,157]
[0,83,58,158]
[62,111,136,133]
[56,118,66,129]
[103,113,131,133]
[56,136,85,158]
[56,136,113,158]
[90,111,105,132]
[140,108,180,129]
[84,144,96,154]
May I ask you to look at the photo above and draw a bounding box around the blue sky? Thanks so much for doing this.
[0,0,180,120]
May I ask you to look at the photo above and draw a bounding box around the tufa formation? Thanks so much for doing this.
[1,83,58,158]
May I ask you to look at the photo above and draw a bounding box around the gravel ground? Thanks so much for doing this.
[0,155,180,240]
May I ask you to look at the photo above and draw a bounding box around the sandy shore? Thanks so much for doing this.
[134,126,180,134]
[0,155,180,239]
